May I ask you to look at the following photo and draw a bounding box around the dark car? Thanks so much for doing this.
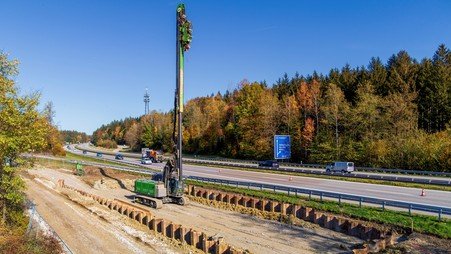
[115,154,124,160]
[258,160,279,168]
[96,153,103,157]
[82,150,87,154]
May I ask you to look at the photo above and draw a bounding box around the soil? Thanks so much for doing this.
[383,232,451,254]
[26,166,368,254]
[23,169,183,254]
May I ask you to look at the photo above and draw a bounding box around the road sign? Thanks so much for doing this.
[274,135,291,160]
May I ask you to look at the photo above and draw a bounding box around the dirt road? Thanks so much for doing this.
[24,172,181,254]
[27,166,362,254]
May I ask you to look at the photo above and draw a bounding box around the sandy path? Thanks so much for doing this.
[24,171,183,254]
[28,167,362,254]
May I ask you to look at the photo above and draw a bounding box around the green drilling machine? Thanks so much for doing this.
[133,3,192,209]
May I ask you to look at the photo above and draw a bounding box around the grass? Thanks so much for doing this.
[186,179,451,239]
[65,151,142,168]
[187,162,451,192]
[0,225,63,254]
[33,156,157,176]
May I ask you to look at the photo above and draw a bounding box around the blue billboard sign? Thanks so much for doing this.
[274,135,291,160]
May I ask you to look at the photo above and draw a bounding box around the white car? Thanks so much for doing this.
[326,162,354,173]
[141,158,153,165]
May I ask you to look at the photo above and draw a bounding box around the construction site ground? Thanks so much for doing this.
[23,170,184,254]
[24,165,451,254]
[23,166,366,253]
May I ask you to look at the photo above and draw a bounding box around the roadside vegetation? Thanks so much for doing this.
[60,130,90,144]
[91,45,450,172]
[0,52,63,253]
[187,180,451,239]
[64,151,143,168]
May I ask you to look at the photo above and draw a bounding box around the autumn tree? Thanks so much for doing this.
[124,122,140,150]
[310,79,321,131]
[60,130,90,143]
[280,95,301,159]
[42,101,65,156]
[233,81,279,159]
[322,83,349,159]
[0,53,49,225]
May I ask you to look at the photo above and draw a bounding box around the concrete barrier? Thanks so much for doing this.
[187,185,398,254]
[58,180,244,254]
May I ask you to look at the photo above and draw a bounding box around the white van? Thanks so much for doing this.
[325,162,354,173]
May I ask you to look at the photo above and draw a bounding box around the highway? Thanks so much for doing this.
[68,144,451,209]
[76,143,451,182]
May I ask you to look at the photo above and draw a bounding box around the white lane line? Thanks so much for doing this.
[185,164,451,194]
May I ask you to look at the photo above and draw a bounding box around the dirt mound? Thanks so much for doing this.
[82,166,103,175]
[92,179,135,191]
[384,232,451,254]
[80,166,138,191]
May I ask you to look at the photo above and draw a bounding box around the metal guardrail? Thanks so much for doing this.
[35,155,450,219]
[71,146,451,186]
[186,159,451,186]
[185,155,451,177]
[188,176,451,220]
[75,145,451,177]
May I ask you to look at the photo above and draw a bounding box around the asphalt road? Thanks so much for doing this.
[76,143,451,181]
[67,145,451,209]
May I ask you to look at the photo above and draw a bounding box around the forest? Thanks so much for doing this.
[60,130,90,144]
[92,45,450,171]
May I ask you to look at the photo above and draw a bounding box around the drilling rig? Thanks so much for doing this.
[133,4,192,208]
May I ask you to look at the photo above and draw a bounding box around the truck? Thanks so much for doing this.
[141,148,163,163]
[325,162,355,173]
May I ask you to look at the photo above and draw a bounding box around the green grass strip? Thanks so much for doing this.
[187,163,451,192]
[65,151,142,168]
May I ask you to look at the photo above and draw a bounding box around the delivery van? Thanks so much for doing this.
[325,162,354,173]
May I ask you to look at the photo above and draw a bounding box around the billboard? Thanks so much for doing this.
[274,135,291,160]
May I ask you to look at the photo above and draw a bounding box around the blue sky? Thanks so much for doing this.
[1,0,450,134]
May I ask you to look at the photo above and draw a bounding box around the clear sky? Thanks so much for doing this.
[1,0,450,134]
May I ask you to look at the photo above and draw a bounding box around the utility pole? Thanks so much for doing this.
[175,4,192,183]
[144,88,150,115]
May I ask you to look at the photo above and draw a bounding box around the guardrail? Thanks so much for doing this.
[34,155,450,219]
[188,176,451,220]
[69,146,451,186]
[75,145,451,177]
[185,155,451,177]
[186,159,451,186]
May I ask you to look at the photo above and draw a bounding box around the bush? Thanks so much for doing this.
[0,226,62,254]
[96,139,118,149]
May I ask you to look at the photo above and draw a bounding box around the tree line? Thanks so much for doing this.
[92,45,450,171]
[60,130,90,144]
